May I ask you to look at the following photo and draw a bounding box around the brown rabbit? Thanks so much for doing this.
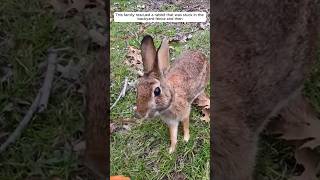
[134,35,209,153]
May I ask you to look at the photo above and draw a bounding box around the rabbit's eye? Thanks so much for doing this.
[154,87,161,96]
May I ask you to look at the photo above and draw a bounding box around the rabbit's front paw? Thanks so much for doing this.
[183,133,190,142]
[169,146,176,154]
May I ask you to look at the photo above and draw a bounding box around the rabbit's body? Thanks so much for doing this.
[135,35,209,153]
[161,51,209,123]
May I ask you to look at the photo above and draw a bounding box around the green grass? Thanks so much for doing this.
[0,0,93,179]
[1,0,319,179]
[110,1,210,179]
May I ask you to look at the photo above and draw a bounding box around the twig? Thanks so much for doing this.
[48,47,71,52]
[38,52,57,112]
[0,50,57,153]
[0,94,40,153]
[110,77,128,110]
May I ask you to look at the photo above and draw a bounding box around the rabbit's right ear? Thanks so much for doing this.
[157,37,170,76]
[140,35,157,74]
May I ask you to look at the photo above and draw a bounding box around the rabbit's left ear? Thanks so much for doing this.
[157,38,170,76]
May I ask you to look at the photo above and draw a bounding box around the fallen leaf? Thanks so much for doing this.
[110,119,137,134]
[193,93,210,122]
[110,123,116,134]
[138,24,147,35]
[125,46,143,75]
[88,29,107,47]
[200,107,210,123]
[57,60,82,80]
[169,33,193,43]
[301,139,320,149]
[193,93,210,109]
[289,148,320,180]
[170,34,186,43]
[199,22,210,30]
[267,94,320,179]
[267,94,320,149]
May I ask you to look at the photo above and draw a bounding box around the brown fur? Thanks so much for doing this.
[212,0,320,179]
[135,36,209,153]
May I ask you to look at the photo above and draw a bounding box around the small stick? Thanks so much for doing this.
[48,47,71,52]
[0,50,57,153]
[0,94,40,153]
[110,77,128,110]
[38,52,57,112]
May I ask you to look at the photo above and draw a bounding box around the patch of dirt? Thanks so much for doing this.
[163,171,187,180]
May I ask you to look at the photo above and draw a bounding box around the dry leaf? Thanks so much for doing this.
[267,94,320,149]
[200,107,210,123]
[289,148,320,180]
[193,93,210,109]
[267,94,320,179]
[57,60,82,80]
[199,22,210,30]
[125,46,143,75]
[169,33,193,43]
[138,24,147,35]
[110,123,116,134]
[193,93,210,122]
[301,139,320,149]
[88,29,107,47]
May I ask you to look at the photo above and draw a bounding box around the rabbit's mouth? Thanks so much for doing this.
[134,108,158,120]
[147,110,161,119]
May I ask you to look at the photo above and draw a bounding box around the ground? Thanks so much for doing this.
[110,1,210,179]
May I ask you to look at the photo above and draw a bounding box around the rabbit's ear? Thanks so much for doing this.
[157,38,170,76]
[141,35,157,74]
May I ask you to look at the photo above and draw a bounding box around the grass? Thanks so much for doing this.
[0,0,94,179]
[110,0,210,179]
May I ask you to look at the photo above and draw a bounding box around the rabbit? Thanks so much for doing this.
[134,35,209,153]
